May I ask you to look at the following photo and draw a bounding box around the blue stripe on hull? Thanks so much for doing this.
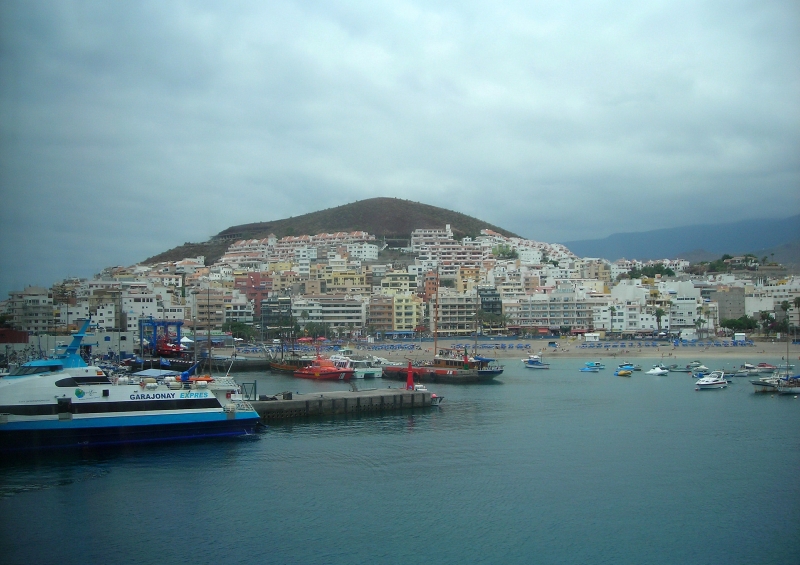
[2,410,259,430]
[1,415,262,453]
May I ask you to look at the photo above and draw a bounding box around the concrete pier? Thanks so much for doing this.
[251,388,433,422]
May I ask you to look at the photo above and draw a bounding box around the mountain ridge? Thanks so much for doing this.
[562,214,800,262]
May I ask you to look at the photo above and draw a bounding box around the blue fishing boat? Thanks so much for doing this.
[522,354,550,369]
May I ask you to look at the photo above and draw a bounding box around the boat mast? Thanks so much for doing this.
[433,269,439,357]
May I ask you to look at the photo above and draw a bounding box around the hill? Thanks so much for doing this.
[143,198,519,265]
[562,214,800,262]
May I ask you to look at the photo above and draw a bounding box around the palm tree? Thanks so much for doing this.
[655,308,666,333]
[695,318,705,339]
[702,306,712,339]
[609,306,616,334]
[780,300,791,364]
[758,311,773,335]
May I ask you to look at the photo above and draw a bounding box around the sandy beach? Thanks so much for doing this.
[370,338,800,363]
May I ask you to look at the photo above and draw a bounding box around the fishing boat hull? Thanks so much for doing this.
[270,359,313,373]
[381,365,499,384]
[293,368,353,380]
[750,378,778,392]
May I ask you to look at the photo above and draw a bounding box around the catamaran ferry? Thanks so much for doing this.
[0,321,260,453]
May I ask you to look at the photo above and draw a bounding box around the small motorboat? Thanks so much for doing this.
[646,365,669,376]
[668,364,693,372]
[615,369,632,377]
[580,366,600,373]
[695,371,728,390]
[584,362,605,370]
[522,354,550,369]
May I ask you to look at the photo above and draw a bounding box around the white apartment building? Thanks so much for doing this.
[346,242,379,261]
[504,287,599,333]
[430,288,478,336]
[292,294,368,335]
[411,224,454,252]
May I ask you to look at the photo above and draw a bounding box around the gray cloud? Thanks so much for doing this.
[1,0,798,294]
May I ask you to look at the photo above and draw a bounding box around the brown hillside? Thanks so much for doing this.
[144,198,518,265]
[216,197,518,240]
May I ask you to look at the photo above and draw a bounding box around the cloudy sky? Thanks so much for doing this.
[1,0,798,295]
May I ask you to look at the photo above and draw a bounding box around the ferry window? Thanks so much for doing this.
[55,377,78,387]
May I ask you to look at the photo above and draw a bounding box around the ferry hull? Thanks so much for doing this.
[0,413,261,453]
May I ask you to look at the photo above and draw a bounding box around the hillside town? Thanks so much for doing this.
[2,225,798,356]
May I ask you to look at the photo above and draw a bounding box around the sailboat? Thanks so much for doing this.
[382,282,502,383]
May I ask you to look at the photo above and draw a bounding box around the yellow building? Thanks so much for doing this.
[393,293,423,331]
[322,270,367,293]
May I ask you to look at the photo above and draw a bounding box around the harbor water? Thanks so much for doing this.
[2,357,798,565]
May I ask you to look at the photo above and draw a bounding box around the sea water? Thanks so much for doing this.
[1,357,798,565]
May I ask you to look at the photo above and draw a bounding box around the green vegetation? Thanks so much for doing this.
[719,315,758,332]
[221,321,256,341]
[628,264,675,278]
[476,309,509,330]
[492,244,518,259]
[300,321,329,338]
[687,253,773,275]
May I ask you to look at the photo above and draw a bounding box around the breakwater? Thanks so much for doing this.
[251,388,433,421]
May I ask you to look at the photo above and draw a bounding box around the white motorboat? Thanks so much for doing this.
[329,355,380,379]
[646,365,669,376]
[695,371,728,390]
